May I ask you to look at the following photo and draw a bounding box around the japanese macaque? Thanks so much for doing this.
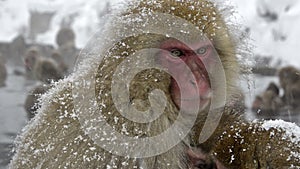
[0,61,7,87]
[24,84,50,119]
[251,82,284,117]
[55,27,78,72]
[278,66,300,109]
[10,0,300,169]
[24,46,64,84]
[24,46,39,79]
[56,27,75,47]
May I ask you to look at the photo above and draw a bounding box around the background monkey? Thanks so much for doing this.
[251,82,284,118]
[23,46,40,80]
[0,56,7,87]
[24,46,64,84]
[278,66,300,109]
[55,27,78,71]
[10,0,300,169]
[56,27,76,48]
[24,84,50,119]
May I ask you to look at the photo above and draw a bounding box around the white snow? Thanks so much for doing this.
[262,119,300,144]
[231,0,300,68]
[0,0,123,47]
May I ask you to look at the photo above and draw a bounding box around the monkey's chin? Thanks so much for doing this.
[174,97,211,114]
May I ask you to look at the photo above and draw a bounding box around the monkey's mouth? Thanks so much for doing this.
[179,90,212,101]
[170,70,212,112]
[173,90,212,112]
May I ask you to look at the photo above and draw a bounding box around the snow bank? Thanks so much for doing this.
[262,119,300,144]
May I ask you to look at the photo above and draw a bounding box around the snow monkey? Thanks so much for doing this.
[10,0,300,169]
[55,27,79,71]
[251,82,284,117]
[24,84,51,119]
[56,27,76,48]
[24,46,64,84]
[0,61,7,87]
[278,66,300,109]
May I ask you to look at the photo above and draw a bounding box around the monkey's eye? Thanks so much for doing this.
[196,46,208,55]
[170,49,184,57]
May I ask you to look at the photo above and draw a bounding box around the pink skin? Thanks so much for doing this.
[187,149,228,169]
[24,58,31,70]
[251,96,263,112]
[158,39,213,111]
[24,55,36,71]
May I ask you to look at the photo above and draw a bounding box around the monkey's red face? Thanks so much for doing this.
[24,55,35,71]
[158,39,213,112]
[24,51,38,71]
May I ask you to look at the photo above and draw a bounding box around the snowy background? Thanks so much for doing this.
[0,0,300,168]
[1,0,300,67]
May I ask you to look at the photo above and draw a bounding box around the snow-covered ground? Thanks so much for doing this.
[0,0,300,168]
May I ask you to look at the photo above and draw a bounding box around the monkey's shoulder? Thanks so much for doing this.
[213,120,300,168]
